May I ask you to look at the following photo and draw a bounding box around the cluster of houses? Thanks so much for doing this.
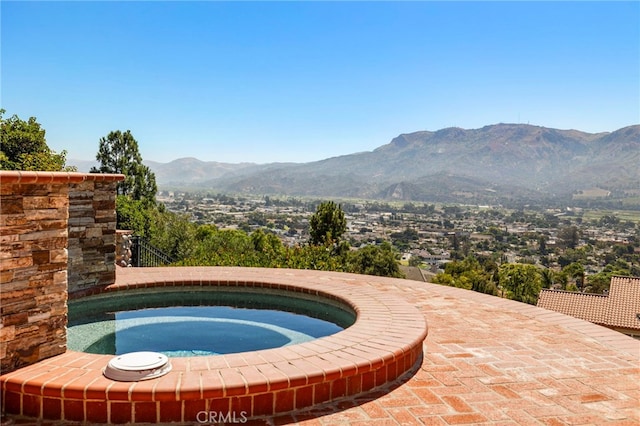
[159,193,638,276]
[157,193,639,339]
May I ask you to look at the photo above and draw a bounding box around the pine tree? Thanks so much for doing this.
[92,130,157,204]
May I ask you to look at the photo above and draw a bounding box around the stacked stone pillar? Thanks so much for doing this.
[0,171,124,373]
[67,180,119,296]
[116,230,134,267]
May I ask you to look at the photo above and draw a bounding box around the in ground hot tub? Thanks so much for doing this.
[68,287,356,357]
[1,267,428,424]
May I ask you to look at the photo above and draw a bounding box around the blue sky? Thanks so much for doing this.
[2,1,639,164]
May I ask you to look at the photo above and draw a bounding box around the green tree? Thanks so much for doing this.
[562,262,585,291]
[538,235,547,255]
[557,248,588,268]
[348,242,404,278]
[586,272,611,294]
[284,244,347,272]
[184,228,259,267]
[115,195,154,237]
[432,256,498,295]
[432,273,454,286]
[0,109,74,171]
[92,130,157,203]
[558,226,580,249]
[251,229,286,265]
[309,201,347,246]
[540,268,555,289]
[555,271,569,290]
[498,263,542,305]
[585,261,632,294]
[148,209,198,261]
[467,268,498,295]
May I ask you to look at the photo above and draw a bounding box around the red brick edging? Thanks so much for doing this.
[0,267,428,424]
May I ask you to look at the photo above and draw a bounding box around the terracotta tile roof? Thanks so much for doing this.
[399,265,426,281]
[537,275,640,331]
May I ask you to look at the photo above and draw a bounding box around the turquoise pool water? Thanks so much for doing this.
[67,288,355,357]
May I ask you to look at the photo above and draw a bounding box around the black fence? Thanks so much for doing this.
[130,236,175,267]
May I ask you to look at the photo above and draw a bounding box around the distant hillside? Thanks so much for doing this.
[68,157,264,184]
[145,158,259,184]
[67,159,99,172]
[191,123,639,202]
[74,123,640,203]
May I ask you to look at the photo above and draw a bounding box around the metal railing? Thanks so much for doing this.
[130,236,175,267]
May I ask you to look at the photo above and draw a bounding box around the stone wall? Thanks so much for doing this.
[0,171,123,374]
[67,180,118,296]
[0,178,69,372]
[116,230,134,267]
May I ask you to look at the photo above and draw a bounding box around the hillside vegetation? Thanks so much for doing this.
[127,123,639,205]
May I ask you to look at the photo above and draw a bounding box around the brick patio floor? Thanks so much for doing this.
[3,268,639,425]
[276,274,640,426]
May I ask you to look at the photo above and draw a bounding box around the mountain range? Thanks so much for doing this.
[71,123,640,203]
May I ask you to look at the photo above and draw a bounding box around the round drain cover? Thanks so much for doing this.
[103,352,172,381]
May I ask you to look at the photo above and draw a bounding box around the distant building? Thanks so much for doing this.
[537,276,640,339]
[421,253,451,266]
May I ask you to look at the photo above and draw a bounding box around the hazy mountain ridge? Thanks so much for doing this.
[68,157,282,183]
[72,123,639,202]
[145,158,259,184]
[201,123,638,201]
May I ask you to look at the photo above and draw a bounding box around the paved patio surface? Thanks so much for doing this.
[3,268,639,425]
[277,274,639,426]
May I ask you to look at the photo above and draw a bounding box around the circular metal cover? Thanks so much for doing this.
[103,351,171,381]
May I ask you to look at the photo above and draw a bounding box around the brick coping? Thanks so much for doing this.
[0,267,428,424]
[0,171,124,184]
[2,268,639,425]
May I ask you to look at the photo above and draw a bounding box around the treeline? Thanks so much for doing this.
[0,109,75,171]
[118,196,404,278]
[0,113,404,279]
[432,253,632,305]
[4,112,633,294]
[88,130,404,278]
